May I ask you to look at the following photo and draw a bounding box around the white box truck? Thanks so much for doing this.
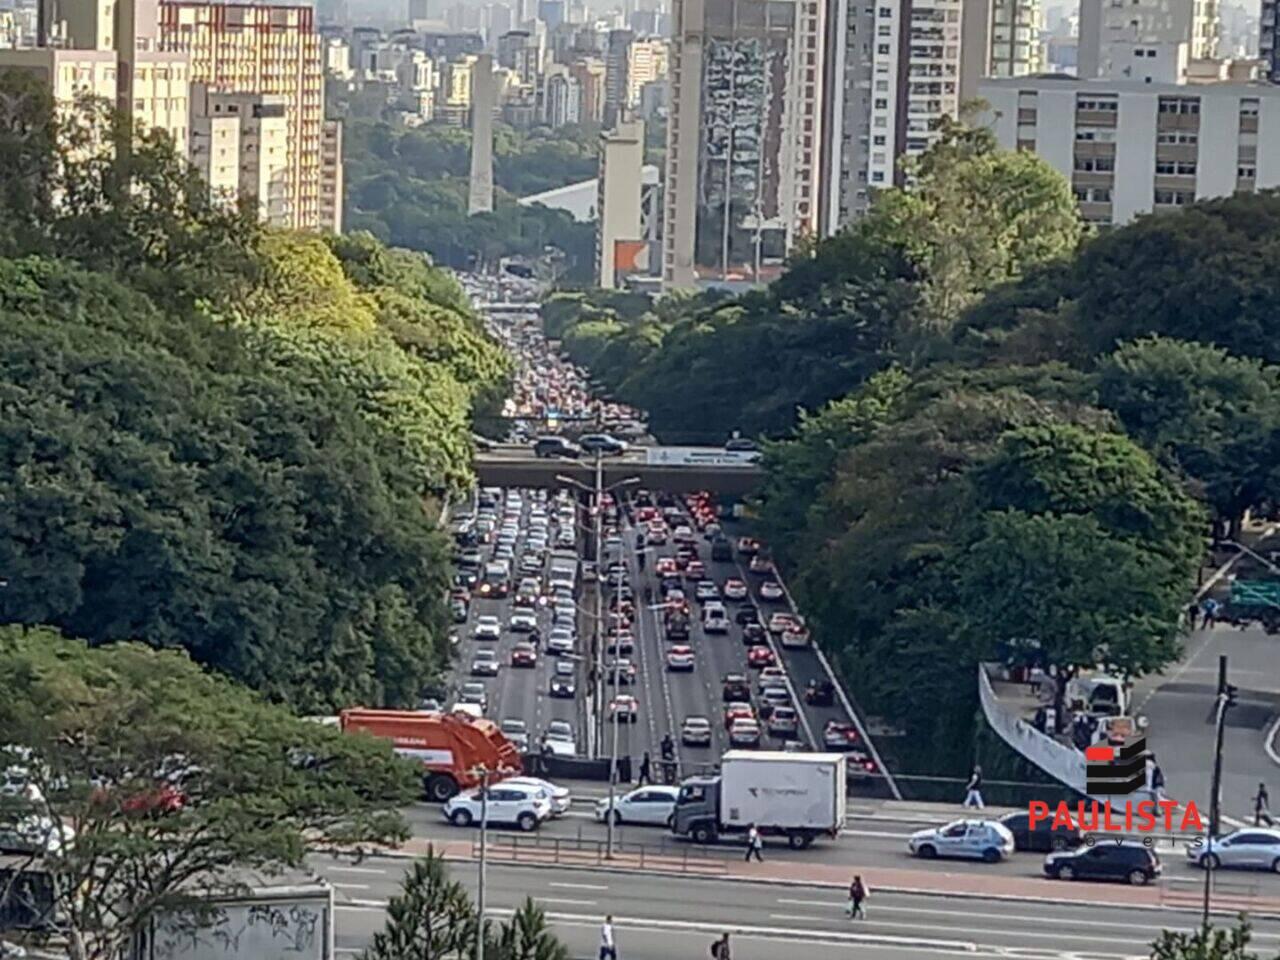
[671,751,847,849]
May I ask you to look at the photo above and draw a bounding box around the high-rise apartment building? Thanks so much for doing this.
[663,0,825,290]
[603,27,631,125]
[1264,0,1280,78]
[543,63,581,125]
[980,75,1280,226]
[160,2,336,232]
[320,118,343,233]
[597,119,645,287]
[626,36,665,106]
[0,0,190,149]
[1078,0,1218,81]
[189,84,290,221]
[569,54,605,122]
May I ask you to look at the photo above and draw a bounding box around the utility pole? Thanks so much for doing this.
[592,451,604,756]
[1202,654,1237,929]
[476,766,490,960]
[605,562,624,859]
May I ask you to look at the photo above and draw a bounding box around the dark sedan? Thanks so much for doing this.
[1000,812,1084,853]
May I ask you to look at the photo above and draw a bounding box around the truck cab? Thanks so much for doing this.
[672,777,721,844]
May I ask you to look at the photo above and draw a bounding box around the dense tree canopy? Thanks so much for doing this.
[0,628,417,960]
[343,118,598,279]
[0,75,507,708]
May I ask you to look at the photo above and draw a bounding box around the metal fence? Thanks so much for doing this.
[471,833,729,875]
[1160,876,1280,916]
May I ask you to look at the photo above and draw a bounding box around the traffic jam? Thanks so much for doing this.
[342,284,1280,886]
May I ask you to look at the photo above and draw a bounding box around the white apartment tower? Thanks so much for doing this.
[1078,0,1218,82]
[596,120,646,287]
[663,0,826,290]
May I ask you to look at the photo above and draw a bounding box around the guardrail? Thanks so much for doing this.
[471,833,729,875]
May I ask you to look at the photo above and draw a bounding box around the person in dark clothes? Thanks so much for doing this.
[847,875,869,920]
[1257,783,1275,826]
[744,824,763,862]
[637,751,652,785]
[710,933,732,960]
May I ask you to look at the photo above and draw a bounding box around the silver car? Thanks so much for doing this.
[1187,828,1280,872]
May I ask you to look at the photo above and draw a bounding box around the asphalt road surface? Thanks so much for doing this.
[315,855,1280,960]
[450,487,875,781]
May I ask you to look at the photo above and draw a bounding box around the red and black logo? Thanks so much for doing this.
[1085,735,1147,795]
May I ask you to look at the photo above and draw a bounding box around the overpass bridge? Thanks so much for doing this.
[474,444,764,496]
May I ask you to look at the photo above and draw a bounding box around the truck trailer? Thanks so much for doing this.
[670,751,846,849]
[339,708,522,802]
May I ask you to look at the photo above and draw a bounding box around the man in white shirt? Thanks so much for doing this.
[600,915,617,960]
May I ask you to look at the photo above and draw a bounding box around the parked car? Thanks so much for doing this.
[1186,828,1280,872]
[999,811,1084,853]
[908,820,1016,863]
[1045,842,1161,885]
[596,786,681,825]
[443,783,551,831]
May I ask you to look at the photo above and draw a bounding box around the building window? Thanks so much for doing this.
[1239,164,1257,178]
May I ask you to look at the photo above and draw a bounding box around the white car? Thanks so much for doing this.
[702,602,729,634]
[443,783,551,831]
[1186,828,1280,872]
[666,645,695,671]
[509,610,538,632]
[596,786,680,825]
[474,616,501,641]
[547,632,576,654]
[505,776,572,816]
[723,578,749,601]
[909,820,1016,863]
[759,580,785,602]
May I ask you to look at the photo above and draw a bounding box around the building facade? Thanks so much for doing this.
[543,64,581,125]
[1078,0,1218,81]
[160,2,336,231]
[188,84,290,221]
[596,119,645,287]
[663,0,825,290]
[979,75,1280,226]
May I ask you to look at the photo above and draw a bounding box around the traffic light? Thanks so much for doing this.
[1225,683,1239,708]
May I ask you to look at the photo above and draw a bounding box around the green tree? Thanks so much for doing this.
[1150,919,1275,960]
[0,628,417,960]
[1096,337,1280,529]
[361,852,477,960]
[959,191,1280,368]
[954,510,1184,677]
[489,899,571,960]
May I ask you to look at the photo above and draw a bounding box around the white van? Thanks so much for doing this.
[702,601,729,634]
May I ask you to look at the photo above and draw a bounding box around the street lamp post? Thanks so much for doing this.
[1202,654,1236,929]
[605,562,625,859]
[554,468,639,759]
[475,766,491,960]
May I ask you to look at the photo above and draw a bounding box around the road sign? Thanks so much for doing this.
[644,446,761,467]
[1230,580,1280,606]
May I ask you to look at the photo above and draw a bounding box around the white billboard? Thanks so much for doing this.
[644,447,761,467]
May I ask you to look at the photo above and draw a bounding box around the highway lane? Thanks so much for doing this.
[397,794,1280,891]
[453,489,589,755]
[315,857,1280,959]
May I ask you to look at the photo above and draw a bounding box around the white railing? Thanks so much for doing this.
[978,664,1088,795]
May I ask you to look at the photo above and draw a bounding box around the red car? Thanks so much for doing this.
[655,557,677,575]
[746,645,776,669]
[724,704,755,730]
[511,643,538,667]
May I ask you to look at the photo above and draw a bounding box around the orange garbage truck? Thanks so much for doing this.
[339,708,523,802]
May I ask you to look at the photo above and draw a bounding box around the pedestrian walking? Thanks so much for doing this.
[963,766,985,809]
[1256,783,1275,826]
[599,915,617,960]
[1150,757,1166,803]
[847,875,869,920]
[710,933,732,960]
[637,751,652,785]
[744,824,763,862]
[1202,597,1220,630]
[1186,601,1199,629]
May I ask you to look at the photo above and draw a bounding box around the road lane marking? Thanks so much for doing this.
[321,865,389,875]
[549,881,610,890]
[540,897,599,906]
[332,882,371,890]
